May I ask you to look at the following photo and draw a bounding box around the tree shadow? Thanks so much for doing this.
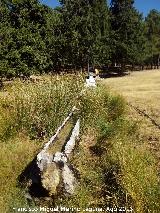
[17,156,49,198]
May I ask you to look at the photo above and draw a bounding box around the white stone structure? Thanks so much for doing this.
[86,75,96,87]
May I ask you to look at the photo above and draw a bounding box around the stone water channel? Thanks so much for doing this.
[18,75,96,201]
[18,111,80,200]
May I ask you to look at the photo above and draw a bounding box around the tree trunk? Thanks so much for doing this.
[157,54,160,69]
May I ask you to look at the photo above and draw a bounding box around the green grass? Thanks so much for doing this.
[55,84,160,213]
[48,120,74,154]
[0,134,39,213]
[0,74,84,212]
[0,74,159,213]
[0,75,84,141]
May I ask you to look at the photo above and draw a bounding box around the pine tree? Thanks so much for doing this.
[9,0,52,75]
[0,0,59,77]
[0,0,16,77]
[59,0,110,69]
[144,10,160,68]
[110,0,145,70]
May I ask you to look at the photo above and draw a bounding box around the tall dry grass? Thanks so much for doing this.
[0,75,84,141]
[0,74,84,212]
[0,76,159,213]
[56,85,160,213]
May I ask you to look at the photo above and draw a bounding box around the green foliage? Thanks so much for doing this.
[0,0,160,77]
[110,0,145,68]
[0,0,61,77]
[144,10,160,67]
[59,0,110,68]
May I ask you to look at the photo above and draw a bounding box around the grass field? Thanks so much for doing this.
[102,70,160,124]
[0,72,160,213]
[102,69,160,171]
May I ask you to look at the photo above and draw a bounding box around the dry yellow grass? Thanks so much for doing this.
[102,69,160,168]
[102,70,160,124]
[0,134,40,213]
[101,70,160,212]
[0,75,84,212]
[0,73,159,213]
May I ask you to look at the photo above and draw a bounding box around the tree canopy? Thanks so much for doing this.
[0,0,160,77]
[144,9,160,68]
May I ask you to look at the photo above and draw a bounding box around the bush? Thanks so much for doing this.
[0,75,84,140]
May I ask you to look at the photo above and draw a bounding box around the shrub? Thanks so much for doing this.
[0,75,84,140]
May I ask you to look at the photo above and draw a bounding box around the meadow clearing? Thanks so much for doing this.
[0,71,160,213]
[103,70,160,124]
[103,69,160,174]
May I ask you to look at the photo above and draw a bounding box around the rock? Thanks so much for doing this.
[86,75,96,87]
[37,151,53,172]
[53,152,67,164]
[41,162,60,196]
[62,164,77,195]
[36,119,80,196]
[53,152,77,195]
[64,119,80,157]
[40,152,77,196]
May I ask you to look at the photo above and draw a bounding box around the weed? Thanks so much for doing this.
[0,75,84,141]
[0,75,159,213]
